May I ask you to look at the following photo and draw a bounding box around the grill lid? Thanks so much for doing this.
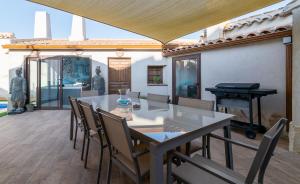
[215,83,260,90]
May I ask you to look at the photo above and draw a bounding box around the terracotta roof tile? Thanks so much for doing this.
[224,8,290,31]
[163,26,292,56]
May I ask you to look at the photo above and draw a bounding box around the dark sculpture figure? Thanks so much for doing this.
[91,66,105,95]
[9,67,27,114]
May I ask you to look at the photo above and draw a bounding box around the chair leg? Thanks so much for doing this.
[202,136,207,157]
[97,146,104,184]
[207,135,211,159]
[70,111,74,140]
[73,124,78,149]
[84,137,90,168]
[81,133,86,161]
[107,158,112,184]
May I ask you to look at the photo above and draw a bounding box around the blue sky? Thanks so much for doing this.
[0,0,292,40]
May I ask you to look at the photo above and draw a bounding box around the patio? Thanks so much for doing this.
[1,0,300,184]
[0,110,299,184]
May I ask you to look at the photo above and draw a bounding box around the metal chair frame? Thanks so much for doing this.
[78,100,107,184]
[128,91,141,99]
[96,108,149,184]
[177,97,215,156]
[167,118,287,184]
[147,93,170,103]
[68,96,87,160]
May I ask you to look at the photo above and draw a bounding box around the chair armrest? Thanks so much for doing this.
[209,133,259,152]
[172,151,244,184]
[132,149,149,158]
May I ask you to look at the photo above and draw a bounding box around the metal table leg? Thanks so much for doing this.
[223,124,233,169]
[257,97,267,133]
[150,142,164,184]
[246,96,256,139]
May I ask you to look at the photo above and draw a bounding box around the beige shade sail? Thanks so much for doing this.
[30,0,280,43]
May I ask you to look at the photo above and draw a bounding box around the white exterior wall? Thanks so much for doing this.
[0,41,30,99]
[201,39,286,127]
[289,5,300,152]
[0,49,172,100]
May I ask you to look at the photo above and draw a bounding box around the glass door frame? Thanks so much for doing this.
[25,56,63,109]
[40,56,63,109]
[25,56,92,110]
[172,54,201,104]
[25,57,41,109]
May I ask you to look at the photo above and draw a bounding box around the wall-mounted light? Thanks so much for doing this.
[29,50,40,57]
[116,50,124,57]
[74,50,84,56]
[283,36,292,45]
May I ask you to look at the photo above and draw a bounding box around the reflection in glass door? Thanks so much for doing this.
[40,57,61,109]
[62,57,91,108]
[172,54,201,103]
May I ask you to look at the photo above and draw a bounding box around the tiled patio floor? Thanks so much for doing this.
[0,110,299,184]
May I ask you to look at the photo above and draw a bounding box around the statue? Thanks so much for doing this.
[9,67,27,114]
[91,66,105,95]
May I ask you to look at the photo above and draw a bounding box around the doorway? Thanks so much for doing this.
[25,56,91,109]
[172,54,201,103]
[108,57,131,94]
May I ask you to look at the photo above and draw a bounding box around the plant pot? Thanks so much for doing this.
[26,104,34,112]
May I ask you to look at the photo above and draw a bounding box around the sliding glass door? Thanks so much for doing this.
[172,54,201,103]
[62,57,91,108]
[26,56,91,109]
[40,57,61,109]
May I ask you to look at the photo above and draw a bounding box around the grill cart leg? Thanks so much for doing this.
[257,97,267,133]
[246,96,256,139]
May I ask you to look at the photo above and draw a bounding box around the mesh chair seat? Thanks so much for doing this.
[173,154,247,184]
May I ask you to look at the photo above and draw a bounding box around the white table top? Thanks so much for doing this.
[79,95,234,143]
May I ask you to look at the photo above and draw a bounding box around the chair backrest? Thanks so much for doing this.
[128,91,140,99]
[245,118,287,184]
[78,100,99,133]
[147,93,169,103]
[68,96,82,120]
[81,90,98,97]
[178,97,214,111]
[96,108,134,162]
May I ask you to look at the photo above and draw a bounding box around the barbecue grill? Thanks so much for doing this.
[206,83,277,139]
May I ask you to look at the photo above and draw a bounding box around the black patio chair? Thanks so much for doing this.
[147,93,170,103]
[128,91,140,99]
[68,96,87,158]
[177,97,215,156]
[78,101,107,184]
[96,108,150,184]
[167,118,287,184]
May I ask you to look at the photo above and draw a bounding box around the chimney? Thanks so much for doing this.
[199,29,207,44]
[69,15,86,41]
[34,11,52,39]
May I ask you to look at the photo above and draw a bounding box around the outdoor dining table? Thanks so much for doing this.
[78,94,234,184]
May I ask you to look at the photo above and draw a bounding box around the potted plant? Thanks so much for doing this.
[26,103,34,112]
[152,76,162,84]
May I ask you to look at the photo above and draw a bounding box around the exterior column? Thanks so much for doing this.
[288,0,300,152]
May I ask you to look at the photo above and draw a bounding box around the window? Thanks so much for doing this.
[147,65,164,85]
